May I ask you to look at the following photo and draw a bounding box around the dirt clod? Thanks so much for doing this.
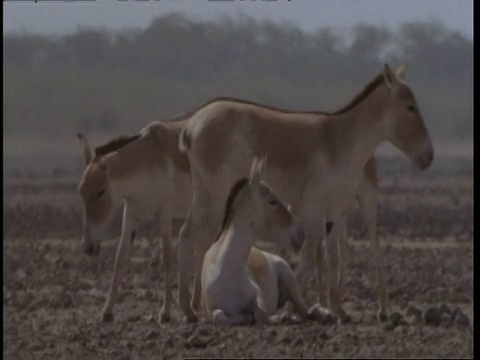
[450,308,470,328]
[390,312,404,328]
[424,307,442,326]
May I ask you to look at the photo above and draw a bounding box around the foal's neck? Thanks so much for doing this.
[219,211,257,277]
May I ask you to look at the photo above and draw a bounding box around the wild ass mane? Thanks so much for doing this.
[215,177,249,242]
[198,71,384,116]
[94,134,141,159]
[329,73,384,115]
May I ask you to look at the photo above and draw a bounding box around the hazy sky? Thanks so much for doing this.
[3,0,473,38]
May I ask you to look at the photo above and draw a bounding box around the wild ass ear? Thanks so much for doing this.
[77,133,92,165]
[383,64,398,90]
[249,153,268,185]
[99,152,119,172]
[395,63,408,79]
[257,153,268,178]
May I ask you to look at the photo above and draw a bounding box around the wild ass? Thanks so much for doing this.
[77,113,379,323]
[176,64,434,323]
[202,155,331,325]
[77,117,191,322]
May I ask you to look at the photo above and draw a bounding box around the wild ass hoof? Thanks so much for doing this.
[339,314,352,324]
[100,310,114,322]
[184,312,199,323]
[159,311,171,323]
[322,312,338,325]
[377,310,389,323]
[268,314,285,325]
[332,308,351,325]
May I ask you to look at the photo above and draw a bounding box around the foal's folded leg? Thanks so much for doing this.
[276,258,336,324]
[212,309,252,325]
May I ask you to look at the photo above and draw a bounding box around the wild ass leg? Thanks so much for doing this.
[158,208,173,323]
[336,212,349,302]
[356,182,389,322]
[325,216,351,323]
[253,289,275,325]
[177,208,199,322]
[101,205,136,322]
[178,196,219,322]
[276,261,334,324]
[191,239,212,312]
[298,218,327,307]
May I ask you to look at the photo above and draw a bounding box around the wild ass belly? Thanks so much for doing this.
[299,165,365,217]
[124,169,192,223]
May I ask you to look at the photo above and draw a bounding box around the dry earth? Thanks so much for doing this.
[4,168,473,359]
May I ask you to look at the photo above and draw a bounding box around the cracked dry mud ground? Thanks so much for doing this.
[4,171,473,359]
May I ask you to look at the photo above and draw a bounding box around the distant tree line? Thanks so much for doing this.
[3,13,473,141]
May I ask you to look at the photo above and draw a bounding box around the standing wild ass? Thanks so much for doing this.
[176,64,434,323]
[77,118,191,322]
[77,113,380,323]
[202,155,331,325]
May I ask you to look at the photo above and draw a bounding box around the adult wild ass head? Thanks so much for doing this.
[380,64,434,170]
[76,133,140,256]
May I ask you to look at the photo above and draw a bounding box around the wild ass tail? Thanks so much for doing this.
[178,127,192,153]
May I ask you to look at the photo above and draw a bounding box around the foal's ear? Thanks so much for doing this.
[99,152,119,172]
[383,64,398,90]
[249,154,268,183]
[395,63,408,79]
[257,153,268,177]
[77,133,92,166]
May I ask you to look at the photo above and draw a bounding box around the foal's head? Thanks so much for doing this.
[220,155,305,253]
[380,64,434,170]
[76,133,138,256]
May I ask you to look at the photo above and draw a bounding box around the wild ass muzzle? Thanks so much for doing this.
[176,64,434,323]
[76,117,192,322]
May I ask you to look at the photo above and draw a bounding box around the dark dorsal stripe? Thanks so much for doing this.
[94,134,141,158]
[329,72,384,115]
[166,110,196,122]
[215,177,249,242]
[199,70,385,116]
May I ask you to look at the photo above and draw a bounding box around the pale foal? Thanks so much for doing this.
[201,156,331,325]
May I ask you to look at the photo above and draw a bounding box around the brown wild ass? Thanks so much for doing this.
[202,155,332,325]
[77,118,191,322]
[77,112,379,323]
[177,64,434,323]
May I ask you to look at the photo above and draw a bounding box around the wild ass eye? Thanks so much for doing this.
[406,105,417,113]
[268,199,277,206]
[98,190,106,199]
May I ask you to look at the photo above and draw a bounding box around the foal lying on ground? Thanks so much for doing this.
[202,156,331,325]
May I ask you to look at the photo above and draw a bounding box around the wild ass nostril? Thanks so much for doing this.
[419,149,434,170]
